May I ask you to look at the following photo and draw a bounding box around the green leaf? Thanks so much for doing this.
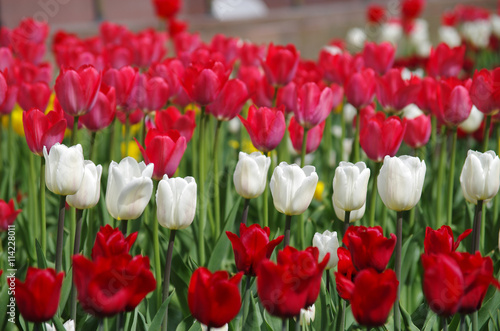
[58,269,73,312]
[263,311,282,331]
[479,288,500,329]
[243,292,262,330]
[150,289,175,330]
[35,240,47,269]
[422,311,437,331]
[400,302,419,331]
[175,315,195,331]
[51,315,66,331]
[411,302,429,329]
[0,280,11,330]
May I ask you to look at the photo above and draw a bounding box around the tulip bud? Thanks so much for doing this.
[460,150,500,204]
[377,155,426,211]
[106,157,154,220]
[44,143,85,196]
[312,230,339,269]
[66,161,102,209]
[156,175,197,230]
[333,201,365,223]
[269,162,318,216]
[233,152,271,199]
[332,161,370,212]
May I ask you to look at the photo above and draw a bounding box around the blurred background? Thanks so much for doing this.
[0,0,497,58]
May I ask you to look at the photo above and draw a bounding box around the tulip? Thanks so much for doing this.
[424,225,472,255]
[43,143,85,196]
[0,198,21,231]
[469,68,500,115]
[344,68,376,109]
[293,82,335,129]
[233,152,270,199]
[376,69,421,113]
[298,304,315,326]
[15,267,64,323]
[312,230,339,269]
[156,175,197,230]
[226,223,284,276]
[403,112,431,149]
[155,106,196,142]
[333,201,365,223]
[335,247,358,300]
[362,42,395,75]
[460,150,500,204]
[459,105,484,134]
[261,43,300,86]
[54,65,101,117]
[188,267,243,328]
[318,50,363,85]
[91,225,137,260]
[257,246,329,318]
[0,71,6,105]
[269,162,318,216]
[367,5,386,24]
[136,129,187,180]
[66,161,102,210]
[17,81,51,112]
[238,105,286,153]
[377,155,426,211]
[0,84,18,115]
[431,79,472,127]
[401,0,425,22]
[426,43,465,78]
[239,41,266,67]
[106,157,154,220]
[332,161,370,212]
[288,117,325,154]
[141,75,170,112]
[181,61,230,106]
[102,66,138,110]
[79,84,116,132]
[206,79,249,121]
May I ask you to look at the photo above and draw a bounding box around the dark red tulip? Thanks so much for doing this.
[17,81,51,112]
[343,226,396,273]
[103,66,138,111]
[431,78,472,126]
[257,246,329,318]
[362,42,395,75]
[91,224,137,261]
[335,247,358,300]
[182,61,230,106]
[424,225,472,255]
[152,0,181,19]
[188,267,243,328]
[293,82,335,129]
[226,223,284,276]
[11,18,49,64]
[345,68,376,109]
[149,59,184,99]
[155,106,196,142]
[238,104,286,153]
[359,112,406,162]
[404,113,431,148]
[376,68,421,112]
[15,267,64,323]
[288,117,325,154]
[206,79,249,121]
[426,43,465,78]
[22,108,67,156]
[401,0,425,22]
[261,43,300,86]
[136,129,187,180]
[0,198,21,231]
[318,49,364,85]
[80,84,116,132]
[276,81,297,114]
[367,5,386,24]
[470,68,500,115]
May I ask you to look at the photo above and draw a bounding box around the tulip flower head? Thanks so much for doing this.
[0,198,21,231]
[156,175,197,230]
[332,161,370,212]
[333,201,366,223]
[460,150,500,204]
[66,161,102,210]
[288,117,325,154]
[362,42,396,75]
[469,68,500,115]
[44,143,85,196]
[155,106,196,142]
[261,43,300,86]
[312,230,339,269]
[91,224,138,260]
[377,155,426,211]
[293,82,335,129]
[233,152,271,199]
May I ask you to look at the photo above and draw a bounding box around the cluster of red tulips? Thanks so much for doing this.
[1,0,500,330]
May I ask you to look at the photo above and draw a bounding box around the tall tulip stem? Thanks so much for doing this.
[120,220,128,235]
[213,120,222,237]
[368,162,381,227]
[284,215,292,247]
[124,115,130,158]
[282,318,287,331]
[301,128,309,167]
[446,128,457,227]
[89,131,97,161]
[326,270,330,293]
[436,129,447,226]
[40,157,46,254]
[295,315,300,331]
[343,211,351,236]
[162,229,177,331]
[152,180,162,309]
[71,116,79,146]
[241,199,250,225]
[352,109,361,163]
[394,211,403,331]
[71,208,84,322]
[198,108,207,266]
[442,317,448,331]
[340,105,345,163]
[55,195,66,273]
[340,300,346,331]
[483,115,491,152]
[263,151,271,228]
[471,200,483,253]
[8,114,14,197]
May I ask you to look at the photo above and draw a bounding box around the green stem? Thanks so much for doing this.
[295,315,300,331]
[340,106,345,162]
[120,220,128,236]
[89,131,97,161]
[368,162,381,227]
[263,151,271,228]
[28,153,39,258]
[394,211,403,331]
[142,113,147,146]
[71,116,79,146]
[442,317,448,331]
[284,215,292,247]
[436,129,447,226]
[241,199,250,225]
[460,315,466,331]
[324,112,332,171]
[71,208,84,322]
[117,312,125,331]
[85,207,95,257]
[471,200,483,253]
[446,128,457,227]
[123,115,130,158]
[430,116,437,154]
[282,318,287,331]
[152,180,162,309]
[352,109,360,163]
[8,114,14,198]
[213,120,222,238]
[472,313,478,331]
[241,275,251,326]
[40,157,46,254]
[109,118,117,162]
[301,128,309,167]
[198,109,207,266]
[343,210,351,236]
[482,115,492,152]
[326,270,330,293]
[340,300,346,331]
[55,195,66,273]
[162,229,176,331]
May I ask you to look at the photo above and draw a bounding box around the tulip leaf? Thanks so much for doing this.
[150,289,175,331]
[57,268,73,312]
[81,316,100,330]
[35,240,47,269]
[207,196,241,272]
[0,281,9,330]
[242,292,262,330]
[170,251,192,315]
[175,315,195,331]
[422,311,437,331]
[400,302,420,331]
[411,302,429,329]
[479,288,500,329]
[51,315,66,331]
[263,310,282,331]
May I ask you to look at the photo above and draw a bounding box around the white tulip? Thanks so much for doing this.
[460,150,500,204]
[45,320,75,331]
[461,20,492,49]
[201,323,227,331]
[377,155,426,211]
[269,162,318,216]
[491,15,500,38]
[333,200,365,223]
[106,157,154,220]
[459,105,484,134]
[438,26,462,48]
[66,161,102,209]
[44,143,85,196]
[156,175,197,230]
[312,230,339,269]
[233,152,271,199]
[299,304,315,326]
[332,161,370,212]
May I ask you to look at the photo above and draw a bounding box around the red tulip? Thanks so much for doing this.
[238,104,286,153]
[0,71,6,105]
[11,18,48,64]
[80,84,116,132]
[261,43,300,86]
[0,198,21,231]
[142,75,170,112]
[210,34,240,65]
[136,129,187,180]
[335,247,358,300]
[403,113,431,148]
[424,225,472,255]
[239,41,266,67]
[276,81,298,114]
[15,267,64,323]
[73,254,156,317]
[91,224,138,261]
[401,0,425,22]
[318,50,364,85]
[188,267,243,328]
[470,68,500,115]
[152,0,181,19]
[350,269,398,327]
[293,82,335,129]
[345,68,376,109]
[362,42,395,75]
[257,246,329,318]
[116,109,144,125]
[155,106,196,142]
[367,5,386,24]
[15,60,52,85]
[431,78,472,126]
[102,66,138,111]
[149,59,184,99]
[23,108,67,156]
[376,68,421,112]
[422,253,464,317]
[426,43,465,78]
[168,18,188,37]
[293,60,324,86]
[206,79,249,121]
[226,223,284,276]
[130,29,167,68]
[182,61,230,106]
[359,112,406,162]
[343,226,396,273]
[17,81,51,112]
[288,117,325,154]
[0,84,18,115]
